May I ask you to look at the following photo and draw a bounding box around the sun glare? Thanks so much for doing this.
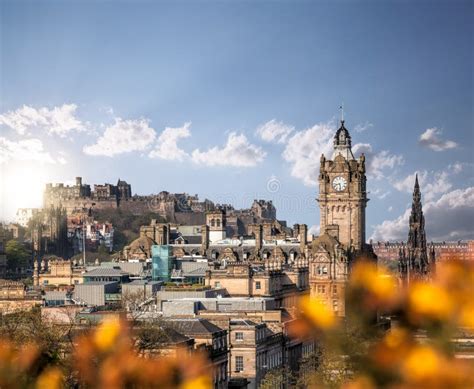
[2,163,49,220]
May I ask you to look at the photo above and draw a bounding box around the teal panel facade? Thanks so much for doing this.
[151,245,173,281]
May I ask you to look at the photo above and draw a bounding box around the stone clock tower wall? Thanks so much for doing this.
[317,121,367,251]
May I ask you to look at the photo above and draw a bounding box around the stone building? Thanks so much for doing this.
[164,318,229,389]
[309,120,377,317]
[227,319,284,388]
[34,256,84,286]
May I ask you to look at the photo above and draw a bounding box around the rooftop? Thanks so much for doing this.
[83,268,129,277]
[164,318,224,335]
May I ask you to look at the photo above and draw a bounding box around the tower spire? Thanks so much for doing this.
[340,103,344,123]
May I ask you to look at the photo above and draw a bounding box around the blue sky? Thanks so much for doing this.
[1,0,473,241]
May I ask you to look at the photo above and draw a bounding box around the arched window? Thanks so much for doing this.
[216,219,221,228]
[211,219,215,227]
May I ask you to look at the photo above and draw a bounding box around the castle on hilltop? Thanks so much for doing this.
[42,177,280,237]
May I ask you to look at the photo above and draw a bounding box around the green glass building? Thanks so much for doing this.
[151,245,173,281]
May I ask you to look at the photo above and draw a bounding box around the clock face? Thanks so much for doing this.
[332,176,347,191]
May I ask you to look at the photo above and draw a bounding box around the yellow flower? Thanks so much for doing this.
[402,345,441,382]
[36,367,63,389]
[351,262,396,303]
[93,318,121,352]
[299,296,336,330]
[384,327,409,350]
[408,283,452,321]
[459,303,474,329]
[180,375,212,389]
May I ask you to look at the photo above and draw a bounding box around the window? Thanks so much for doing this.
[214,281,221,288]
[235,332,243,341]
[333,285,337,295]
[317,285,326,294]
[235,356,244,372]
[333,299,339,312]
[216,219,221,227]
[255,281,261,290]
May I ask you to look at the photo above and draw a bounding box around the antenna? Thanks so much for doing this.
[339,103,344,122]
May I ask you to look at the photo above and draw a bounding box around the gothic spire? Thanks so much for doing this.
[403,175,430,281]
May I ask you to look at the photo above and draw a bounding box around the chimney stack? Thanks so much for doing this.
[299,224,308,253]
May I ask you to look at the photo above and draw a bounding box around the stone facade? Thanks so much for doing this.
[309,120,376,317]
[34,256,84,286]
[317,120,367,251]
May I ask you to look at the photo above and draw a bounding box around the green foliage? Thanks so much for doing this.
[5,239,31,270]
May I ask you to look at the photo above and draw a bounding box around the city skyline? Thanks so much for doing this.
[1,0,473,242]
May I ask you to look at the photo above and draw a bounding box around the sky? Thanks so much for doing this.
[1,0,473,242]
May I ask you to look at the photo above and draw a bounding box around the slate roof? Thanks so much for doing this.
[84,268,129,277]
[164,318,224,335]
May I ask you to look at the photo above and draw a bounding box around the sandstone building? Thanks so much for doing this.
[309,120,376,316]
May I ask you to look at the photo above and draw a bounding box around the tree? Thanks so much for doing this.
[5,239,31,271]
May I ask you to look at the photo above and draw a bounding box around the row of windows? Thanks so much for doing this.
[316,285,338,294]
[210,219,222,227]
[212,335,227,350]
[255,351,283,371]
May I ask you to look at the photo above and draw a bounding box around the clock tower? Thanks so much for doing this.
[318,120,367,252]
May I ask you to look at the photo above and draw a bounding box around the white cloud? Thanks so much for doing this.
[352,143,404,180]
[282,121,335,187]
[83,118,156,157]
[0,104,85,137]
[372,188,390,199]
[354,121,373,133]
[419,128,457,151]
[191,132,266,167]
[149,122,191,161]
[0,137,56,164]
[370,208,411,242]
[371,187,474,241]
[256,119,294,144]
[392,170,452,201]
[308,224,320,236]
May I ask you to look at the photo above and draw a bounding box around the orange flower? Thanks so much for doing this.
[402,345,441,383]
[180,375,212,389]
[93,318,122,352]
[298,295,336,330]
[350,261,398,307]
[408,282,453,322]
[36,367,63,389]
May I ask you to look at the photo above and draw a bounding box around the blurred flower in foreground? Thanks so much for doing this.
[36,367,63,389]
[349,261,398,312]
[298,295,336,331]
[407,282,453,323]
[75,318,212,388]
[93,317,122,351]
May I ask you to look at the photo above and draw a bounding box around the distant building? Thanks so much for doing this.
[16,208,41,228]
[73,281,120,306]
[34,256,84,287]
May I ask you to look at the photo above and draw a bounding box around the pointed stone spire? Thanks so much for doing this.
[403,174,429,281]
